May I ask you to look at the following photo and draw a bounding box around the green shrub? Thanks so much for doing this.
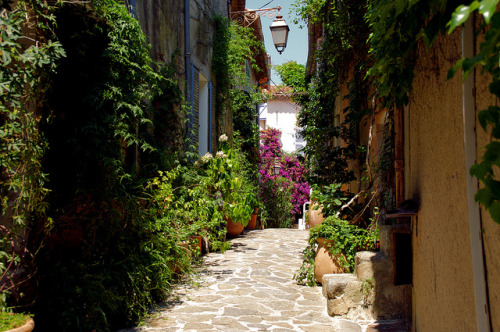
[294,216,378,286]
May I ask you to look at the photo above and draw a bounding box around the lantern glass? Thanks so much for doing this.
[270,18,289,54]
[274,160,281,175]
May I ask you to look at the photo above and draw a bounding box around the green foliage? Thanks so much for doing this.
[273,61,306,92]
[293,243,317,286]
[30,1,189,330]
[310,183,350,218]
[294,0,369,187]
[294,216,379,286]
[212,17,263,153]
[260,176,295,228]
[197,137,258,230]
[360,277,375,305]
[309,217,379,272]
[0,312,32,331]
[365,0,460,108]
[0,0,64,311]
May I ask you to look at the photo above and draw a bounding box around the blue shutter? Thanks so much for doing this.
[208,82,213,153]
[126,0,137,17]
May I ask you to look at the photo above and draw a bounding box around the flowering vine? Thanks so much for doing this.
[259,129,309,227]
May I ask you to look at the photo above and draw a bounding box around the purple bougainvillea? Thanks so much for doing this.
[259,129,310,220]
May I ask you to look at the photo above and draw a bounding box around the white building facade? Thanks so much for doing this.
[258,90,305,154]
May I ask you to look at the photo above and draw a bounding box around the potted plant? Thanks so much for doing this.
[0,313,34,332]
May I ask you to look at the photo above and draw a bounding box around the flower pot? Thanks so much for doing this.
[4,318,34,332]
[308,203,325,228]
[225,217,244,238]
[191,235,203,254]
[245,214,258,230]
[314,237,344,284]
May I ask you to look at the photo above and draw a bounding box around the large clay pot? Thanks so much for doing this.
[226,217,244,238]
[314,238,343,284]
[308,203,325,228]
[245,214,258,230]
[4,318,34,332]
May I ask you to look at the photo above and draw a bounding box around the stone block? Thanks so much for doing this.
[354,251,391,281]
[333,319,362,332]
[344,281,363,304]
[327,298,349,316]
[322,273,357,299]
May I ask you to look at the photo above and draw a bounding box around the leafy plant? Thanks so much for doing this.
[310,183,350,218]
[360,277,375,306]
[310,216,378,272]
[293,243,317,286]
[0,0,64,312]
[0,312,32,331]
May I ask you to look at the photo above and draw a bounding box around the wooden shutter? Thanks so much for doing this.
[193,67,200,149]
[208,82,216,153]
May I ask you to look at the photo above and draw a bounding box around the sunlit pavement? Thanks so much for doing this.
[123,228,340,331]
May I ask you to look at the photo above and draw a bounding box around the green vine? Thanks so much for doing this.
[0,0,64,310]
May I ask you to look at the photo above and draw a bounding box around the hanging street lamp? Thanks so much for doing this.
[274,158,281,176]
[269,7,289,54]
[230,5,290,55]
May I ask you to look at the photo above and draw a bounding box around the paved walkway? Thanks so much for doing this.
[126,229,337,331]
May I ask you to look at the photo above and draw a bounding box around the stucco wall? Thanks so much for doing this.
[475,28,500,331]
[406,29,477,331]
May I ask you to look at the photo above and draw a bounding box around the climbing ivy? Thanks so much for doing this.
[293,0,371,209]
[212,17,263,173]
[0,0,65,310]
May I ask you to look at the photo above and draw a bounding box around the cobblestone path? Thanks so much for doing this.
[127,229,337,331]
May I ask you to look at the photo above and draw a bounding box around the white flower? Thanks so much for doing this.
[200,152,213,163]
[219,134,228,142]
[216,151,227,158]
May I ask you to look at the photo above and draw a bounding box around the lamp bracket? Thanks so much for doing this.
[230,6,281,27]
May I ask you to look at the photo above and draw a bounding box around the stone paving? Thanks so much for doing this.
[123,229,338,331]
[121,228,399,332]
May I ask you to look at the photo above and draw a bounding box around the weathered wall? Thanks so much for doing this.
[406,29,477,331]
[134,0,184,64]
[475,23,500,331]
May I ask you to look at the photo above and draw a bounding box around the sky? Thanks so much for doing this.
[246,0,308,85]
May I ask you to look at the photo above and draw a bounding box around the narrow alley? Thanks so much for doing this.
[123,229,337,331]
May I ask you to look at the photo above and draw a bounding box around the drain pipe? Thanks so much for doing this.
[462,16,491,331]
[185,0,193,140]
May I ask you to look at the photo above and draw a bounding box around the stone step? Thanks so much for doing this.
[322,274,375,321]
[355,251,391,282]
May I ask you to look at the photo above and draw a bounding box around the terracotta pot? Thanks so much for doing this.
[191,235,202,254]
[245,214,258,230]
[308,203,325,228]
[4,318,34,332]
[314,237,343,284]
[225,217,244,238]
